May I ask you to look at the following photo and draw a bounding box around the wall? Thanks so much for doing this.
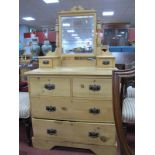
[112,52,135,64]
[128,28,135,41]
[19,24,30,43]
[24,32,56,43]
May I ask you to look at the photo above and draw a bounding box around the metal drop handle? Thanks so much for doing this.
[89,132,99,138]
[102,60,110,65]
[89,85,101,91]
[43,60,49,64]
[89,108,100,114]
[47,129,57,135]
[44,84,55,90]
[46,106,56,112]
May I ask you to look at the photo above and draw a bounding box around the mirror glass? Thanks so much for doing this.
[61,15,94,54]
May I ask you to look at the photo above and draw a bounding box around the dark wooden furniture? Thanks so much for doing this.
[112,68,135,155]
[19,118,32,146]
[19,82,32,146]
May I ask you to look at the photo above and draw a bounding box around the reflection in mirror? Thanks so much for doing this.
[61,16,94,54]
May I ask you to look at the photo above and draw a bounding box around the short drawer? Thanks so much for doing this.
[96,58,115,68]
[31,97,114,122]
[29,77,70,96]
[31,97,71,120]
[71,99,114,122]
[73,78,112,99]
[32,118,116,146]
[39,58,53,68]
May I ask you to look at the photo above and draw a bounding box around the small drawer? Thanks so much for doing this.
[96,58,115,68]
[32,118,116,146]
[31,97,114,122]
[71,99,114,122]
[39,58,53,68]
[29,77,70,96]
[73,78,112,100]
[31,97,71,119]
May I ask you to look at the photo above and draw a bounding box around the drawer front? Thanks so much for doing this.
[29,77,70,96]
[71,99,114,122]
[97,58,115,68]
[39,59,53,68]
[31,97,71,120]
[73,78,112,99]
[32,118,116,146]
[31,97,114,122]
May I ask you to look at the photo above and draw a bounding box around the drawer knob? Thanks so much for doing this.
[89,132,99,138]
[43,60,49,64]
[47,129,57,135]
[44,84,55,90]
[46,106,56,112]
[102,60,110,65]
[89,108,100,114]
[89,85,101,91]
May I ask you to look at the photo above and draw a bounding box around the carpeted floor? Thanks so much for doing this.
[19,122,120,155]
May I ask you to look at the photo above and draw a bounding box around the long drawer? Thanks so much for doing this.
[73,78,112,100]
[32,118,116,146]
[31,97,114,122]
[29,77,70,96]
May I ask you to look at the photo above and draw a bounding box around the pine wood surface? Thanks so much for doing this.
[96,58,115,68]
[39,58,53,68]
[25,67,114,76]
[32,118,116,146]
[29,77,71,96]
[73,78,112,99]
[32,137,116,155]
[31,96,114,122]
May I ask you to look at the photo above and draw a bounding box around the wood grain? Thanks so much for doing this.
[31,96,114,122]
[32,118,116,146]
[32,137,116,155]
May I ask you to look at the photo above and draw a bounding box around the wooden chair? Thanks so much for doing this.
[19,82,32,146]
[19,62,38,146]
[112,68,135,155]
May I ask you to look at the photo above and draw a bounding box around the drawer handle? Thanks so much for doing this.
[89,108,100,114]
[89,85,101,91]
[43,60,49,64]
[46,106,56,112]
[89,132,99,138]
[44,84,55,90]
[102,60,110,65]
[47,129,57,135]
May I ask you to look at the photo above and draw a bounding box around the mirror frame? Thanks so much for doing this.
[58,6,97,57]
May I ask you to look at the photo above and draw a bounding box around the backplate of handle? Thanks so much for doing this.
[89,132,99,138]
[43,60,49,64]
[46,106,56,112]
[102,60,110,65]
[89,108,100,114]
[47,129,57,135]
[44,84,55,90]
[89,85,101,91]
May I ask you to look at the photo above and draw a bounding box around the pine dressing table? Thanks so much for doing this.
[25,6,116,155]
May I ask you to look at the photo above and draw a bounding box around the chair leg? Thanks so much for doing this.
[23,118,32,146]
